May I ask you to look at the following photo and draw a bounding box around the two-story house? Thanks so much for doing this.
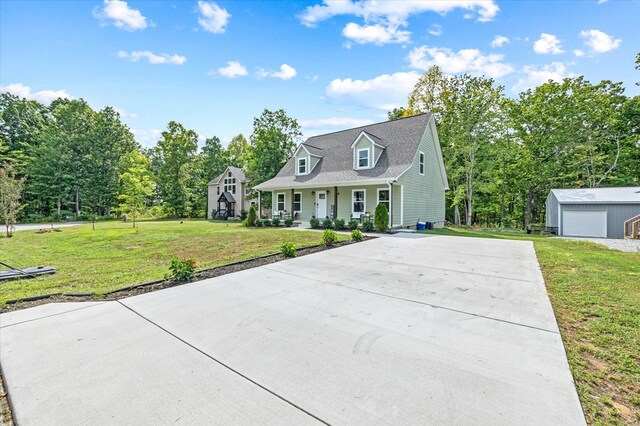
[207,166,252,219]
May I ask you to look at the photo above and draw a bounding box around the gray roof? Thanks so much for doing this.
[208,166,249,185]
[301,143,323,157]
[255,113,432,190]
[551,187,640,204]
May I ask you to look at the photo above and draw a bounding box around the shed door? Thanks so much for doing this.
[562,210,607,238]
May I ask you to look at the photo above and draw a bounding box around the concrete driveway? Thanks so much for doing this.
[0,236,585,425]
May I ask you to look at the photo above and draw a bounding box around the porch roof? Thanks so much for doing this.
[217,191,236,203]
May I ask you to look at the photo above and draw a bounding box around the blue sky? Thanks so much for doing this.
[1,0,639,148]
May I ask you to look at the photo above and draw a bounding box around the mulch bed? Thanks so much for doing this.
[1,238,372,314]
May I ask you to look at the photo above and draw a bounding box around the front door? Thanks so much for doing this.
[316,191,327,218]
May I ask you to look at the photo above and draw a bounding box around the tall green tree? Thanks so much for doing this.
[117,149,155,227]
[0,162,26,237]
[226,134,250,169]
[152,121,198,218]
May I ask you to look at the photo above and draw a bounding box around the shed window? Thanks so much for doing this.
[217,186,220,195]
[224,177,236,194]
[276,193,285,212]
[357,149,370,169]
[294,192,302,213]
[419,152,425,175]
[298,157,307,175]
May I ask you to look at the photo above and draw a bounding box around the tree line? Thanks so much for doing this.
[390,56,639,228]
[0,93,301,223]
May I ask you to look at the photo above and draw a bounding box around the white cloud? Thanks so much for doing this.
[533,33,563,55]
[491,35,509,48]
[407,46,514,78]
[299,0,499,27]
[214,61,248,78]
[1,82,73,104]
[117,50,186,65]
[306,75,320,82]
[299,117,375,129]
[257,64,297,80]
[197,1,230,34]
[573,49,585,57]
[342,22,410,45]
[579,29,621,53]
[131,128,163,147]
[512,62,575,93]
[428,24,443,36]
[94,0,147,31]
[326,71,421,110]
[113,107,137,119]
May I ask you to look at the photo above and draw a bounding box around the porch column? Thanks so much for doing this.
[334,186,338,220]
[291,188,295,216]
[388,182,394,228]
[258,191,261,217]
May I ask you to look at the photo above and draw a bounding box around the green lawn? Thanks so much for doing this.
[422,227,640,426]
[0,220,322,305]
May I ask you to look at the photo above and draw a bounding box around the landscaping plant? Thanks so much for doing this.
[247,204,257,226]
[362,220,374,232]
[322,229,338,245]
[351,229,364,242]
[284,218,293,227]
[280,241,296,258]
[240,209,248,220]
[322,218,333,229]
[169,257,197,281]
[272,217,280,227]
[374,203,389,232]
[348,219,359,230]
[310,216,320,228]
[255,218,263,227]
[334,218,345,229]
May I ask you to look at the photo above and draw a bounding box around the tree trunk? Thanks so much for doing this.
[75,188,80,216]
[57,198,61,216]
[500,160,506,227]
[454,205,461,226]
[525,188,535,229]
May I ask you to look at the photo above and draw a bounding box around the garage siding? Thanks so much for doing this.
[546,192,559,227]
[561,203,640,239]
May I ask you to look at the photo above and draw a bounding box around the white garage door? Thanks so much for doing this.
[562,210,607,238]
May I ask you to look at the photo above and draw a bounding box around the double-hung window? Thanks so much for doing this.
[377,189,390,212]
[352,190,365,217]
[419,152,425,175]
[298,158,307,175]
[276,193,285,212]
[357,149,370,169]
[293,192,301,212]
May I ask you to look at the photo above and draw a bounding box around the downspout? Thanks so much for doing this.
[258,191,261,218]
[388,179,397,228]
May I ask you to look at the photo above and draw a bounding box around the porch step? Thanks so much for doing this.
[390,228,417,234]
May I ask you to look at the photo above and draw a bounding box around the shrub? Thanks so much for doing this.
[280,242,297,258]
[351,229,364,242]
[348,219,359,230]
[362,220,374,232]
[247,205,257,226]
[334,218,345,230]
[374,203,389,232]
[240,209,248,220]
[272,217,281,226]
[264,219,272,227]
[255,218,263,227]
[323,229,338,246]
[169,257,197,281]
[284,218,293,227]
[310,216,320,228]
[322,218,333,229]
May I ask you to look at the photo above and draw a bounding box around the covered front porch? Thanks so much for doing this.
[257,184,404,228]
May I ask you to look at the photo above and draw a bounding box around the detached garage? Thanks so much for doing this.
[546,187,640,239]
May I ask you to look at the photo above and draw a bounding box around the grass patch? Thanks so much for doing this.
[0,221,321,305]
[421,227,640,425]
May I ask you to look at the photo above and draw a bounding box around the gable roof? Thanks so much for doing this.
[300,143,323,157]
[207,166,249,185]
[550,187,640,204]
[254,113,433,190]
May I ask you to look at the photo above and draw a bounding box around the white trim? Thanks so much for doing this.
[377,188,390,224]
[351,189,366,218]
[293,192,302,213]
[275,192,286,213]
[400,185,404,226]
[428,115,449,190]
[254,178,393,191]
[315,191,327,218]
[297,157,308,175]
[356,148,371,170]
[419,151,425,176]
[350,131,385,149]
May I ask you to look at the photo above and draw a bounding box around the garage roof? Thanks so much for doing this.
[551,186,640,204]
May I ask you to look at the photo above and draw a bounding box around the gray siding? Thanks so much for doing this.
[397,119,446,227]
[353,136,373,169]
[560,203,640,239]
[373,145,384,165]
[310,156,321,172]
[546,192,559,227]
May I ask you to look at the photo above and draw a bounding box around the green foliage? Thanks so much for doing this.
[374,203,389,232]
[322,229,338,245]
[334,218,345,229]
[280,241,296,258]
[362,221,374,232]
[351,229,364,242]
[271,217,280,226]
[247,204,257,226]
[322,217,333,229]
[387,107,409,121]
[348,219,359,230]
[0,162,26,237]
[117,149,155,228]
[226,134,251,169]
[240,209,248,220]
[284,218,293,227]
[255,218,263,227]
[309,216,320,228]
[169,257,197,281]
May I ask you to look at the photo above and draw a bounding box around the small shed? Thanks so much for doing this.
[546,187,640,239]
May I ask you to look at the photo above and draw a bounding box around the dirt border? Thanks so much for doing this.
[1,238,371,313]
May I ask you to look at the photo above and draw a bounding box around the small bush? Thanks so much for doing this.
[362,221,374,232]
[272,217,281,226]
[323,229,338,245]
[169,257,197,281]
[334,218,345,229]
[351,229,364,242]
[322,218,333,229]
[240,209,248,220]
[348,219,359,230]
[284,218,293,227]
[263,218,272,226]
[247,205,257,226]
[374,203,389,232]
[310,216,320,228]
[255,218,263,227]
[280,242,297,258]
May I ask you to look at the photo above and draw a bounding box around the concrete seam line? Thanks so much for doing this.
[115,300,331,426]
[262,267,560,335]
[0,302,108,329]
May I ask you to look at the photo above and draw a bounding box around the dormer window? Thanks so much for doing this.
[298,157,307,175]
[357,148,370,169]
